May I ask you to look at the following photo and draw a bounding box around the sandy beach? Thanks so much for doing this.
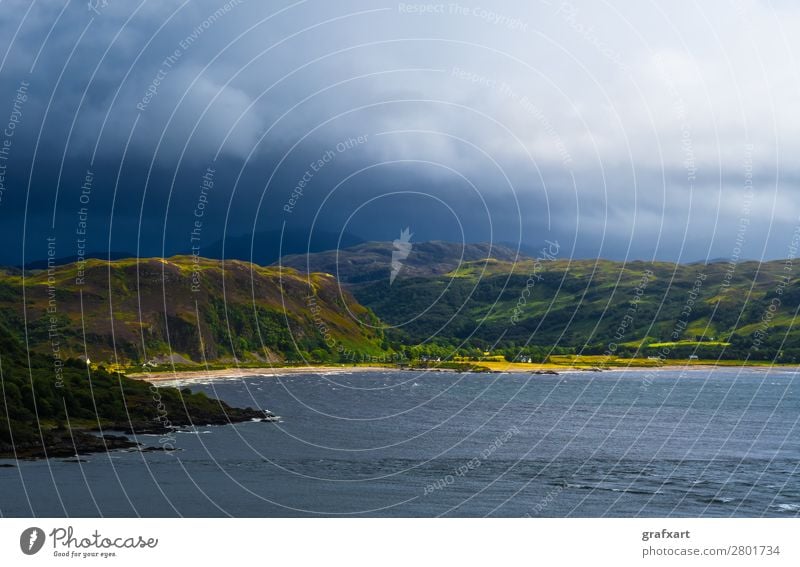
[124,360,783,383]
[125,365,398,382]
[125,362,591,382]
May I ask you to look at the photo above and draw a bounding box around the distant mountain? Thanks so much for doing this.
[277,240,525,283]
[200,229,364,265]
[0,256,385,365]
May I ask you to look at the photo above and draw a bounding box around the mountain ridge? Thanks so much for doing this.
[277,240,525,283]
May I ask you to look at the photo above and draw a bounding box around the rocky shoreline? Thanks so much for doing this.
[0,404,272,461]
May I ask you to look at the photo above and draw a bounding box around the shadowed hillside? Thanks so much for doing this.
[283,242,800,362]
[0,321,269,459]
[278,240,523,283]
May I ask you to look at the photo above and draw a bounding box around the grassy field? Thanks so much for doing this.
[646,341,731,348]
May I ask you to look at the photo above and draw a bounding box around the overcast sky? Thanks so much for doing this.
[0,0,798,264]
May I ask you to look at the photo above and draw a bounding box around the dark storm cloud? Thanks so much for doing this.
[0,0,798,264]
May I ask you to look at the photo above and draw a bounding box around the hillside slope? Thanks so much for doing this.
[0,256,386,366]
[284,243,800,361]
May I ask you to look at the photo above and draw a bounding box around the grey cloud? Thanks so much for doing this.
[0,0,798,263]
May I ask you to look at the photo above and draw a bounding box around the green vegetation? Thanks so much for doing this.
[0,322,264,459]
[2,248,798,400]
[646,341,731,348]
[282,246,800,364]
[0,256,386,370]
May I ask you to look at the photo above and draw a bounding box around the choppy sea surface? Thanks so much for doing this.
[2,368,799,517]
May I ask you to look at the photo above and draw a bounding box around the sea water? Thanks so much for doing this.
[1,368,799,517]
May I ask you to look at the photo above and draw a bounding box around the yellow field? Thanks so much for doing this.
[477,356,792,372]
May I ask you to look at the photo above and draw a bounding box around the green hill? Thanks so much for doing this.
[0,256,386,368]
[282,244,800,362]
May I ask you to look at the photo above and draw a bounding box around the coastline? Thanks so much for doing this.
[122,360,791,383]
[126,365,398,382]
